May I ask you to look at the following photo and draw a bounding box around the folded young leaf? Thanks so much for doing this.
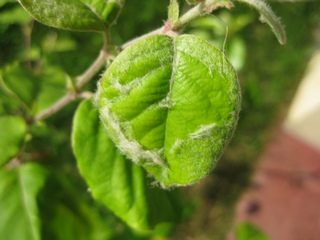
[72,100,182,231]
[0,116,26,166]
[18,0,123,32]
[97,34,241,187]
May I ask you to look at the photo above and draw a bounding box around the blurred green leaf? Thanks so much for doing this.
[18,0,124,32]
[236,222,269,240]
[72,99,182,231]
[1,63,68,114]
[0,163,48,240]
[0,5,31,25]
[36,65,67,113]
[0,116,26,166]
[0,0,16,8]
[80,0,124,27]
[1,63,40,109]
[0,81,21,116]
[39,169,114,240]
[228,36,246,71]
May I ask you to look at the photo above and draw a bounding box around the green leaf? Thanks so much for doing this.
[80,0,124,27]
[35,65,67,113]
[0,163,48,240]
[72,99,182,231]
[1,63,40,109]
[0,81,21,116]
[97,34,241,187]
[39,169,114,240]
[0,116,27,166]
[18,0,124,32]
[1,63,68,114]
[0,0,16,8]
[236,222,269,240]
[0,5,31,25]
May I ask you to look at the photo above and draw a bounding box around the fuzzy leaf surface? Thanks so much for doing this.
[0,163,48,240]
[18,0,123,32]
[98,34,241,187]
[0,116,26,166]
[72,100,182,230]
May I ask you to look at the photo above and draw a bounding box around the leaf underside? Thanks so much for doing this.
[18,0,122,32]
[72,100,182,231]
[98,34,241,187]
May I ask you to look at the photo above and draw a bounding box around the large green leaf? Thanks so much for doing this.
[18,0,124,32]
[72,99,182,231]
[0,116,27,166]
[0,163,48,240]
[97,34,241,187]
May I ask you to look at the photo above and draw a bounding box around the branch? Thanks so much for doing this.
[34,94,74,121]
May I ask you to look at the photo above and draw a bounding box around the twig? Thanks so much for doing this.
[75,30,110,90]
[33,31,110,122]
[34,94,75,121]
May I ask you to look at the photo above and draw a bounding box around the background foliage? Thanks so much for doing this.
[0,0,319,239]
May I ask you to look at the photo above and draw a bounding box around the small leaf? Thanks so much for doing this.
[18,0,124,32]
[0,163,48,240]
[97,34,241,187]
[1,63,40,109]
[1,63,67,114]
[72,100,182,231]
[168,0,180,23]
[0,116,27,166]
[80,0,124,27]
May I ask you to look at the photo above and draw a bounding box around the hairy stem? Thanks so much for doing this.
[173,0,233,30]
[236,0,286,44]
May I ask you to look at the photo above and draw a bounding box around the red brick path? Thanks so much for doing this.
[228,127,320,240]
